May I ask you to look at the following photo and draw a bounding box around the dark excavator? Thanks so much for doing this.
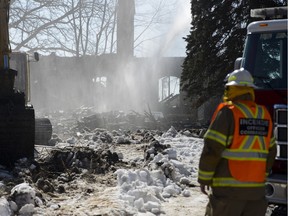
[0,0,52,167]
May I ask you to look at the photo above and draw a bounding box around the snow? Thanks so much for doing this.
[0,125,206,215]
[111,128,203,214]
[0,198,12,216]
[0,121,277,215]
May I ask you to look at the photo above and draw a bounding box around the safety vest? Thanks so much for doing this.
[210,101,232,123]
[220,101,273,183]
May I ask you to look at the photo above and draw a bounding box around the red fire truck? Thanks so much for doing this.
[235,7,287,215]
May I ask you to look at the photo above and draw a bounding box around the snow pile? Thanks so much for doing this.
[0,182,44,216]
[114,126,203,215]
[0,197,12,216]
[115,168,182,214]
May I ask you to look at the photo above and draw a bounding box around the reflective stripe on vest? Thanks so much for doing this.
[204,129,229,146]
[198,169,215,181]
[213,177,265,187]
[222,150,268,161]
[270,137,276,148]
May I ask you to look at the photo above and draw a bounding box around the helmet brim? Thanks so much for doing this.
[225,81,257,88]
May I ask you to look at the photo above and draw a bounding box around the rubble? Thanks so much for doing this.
[0,107,209,215]
[0,107,275,215]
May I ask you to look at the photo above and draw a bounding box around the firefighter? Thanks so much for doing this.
[198,68,277,216]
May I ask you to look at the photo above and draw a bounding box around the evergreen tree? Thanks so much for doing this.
[181,0,287,108]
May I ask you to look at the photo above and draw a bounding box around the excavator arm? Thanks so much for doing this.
[0,0,10,70]
[0,0,17,98]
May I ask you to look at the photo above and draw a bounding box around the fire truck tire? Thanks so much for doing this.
[271,205,287,216]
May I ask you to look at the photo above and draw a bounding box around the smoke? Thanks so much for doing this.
[157,2,190,57]
[28,1,191,114]
[143,1,191,57]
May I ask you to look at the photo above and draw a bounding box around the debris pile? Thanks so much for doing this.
[44,107,202,138]
[0,108,208,215]
[0,144,124,215]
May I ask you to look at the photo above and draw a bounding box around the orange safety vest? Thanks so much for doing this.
[210,102,231,123]
[217,101,273,183]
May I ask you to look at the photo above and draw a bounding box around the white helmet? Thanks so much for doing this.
[225,68,256,88]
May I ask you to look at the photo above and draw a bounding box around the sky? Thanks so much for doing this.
[135,1,191,57]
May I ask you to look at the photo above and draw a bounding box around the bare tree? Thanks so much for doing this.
[9,0,117,56]
[9,0,177,57]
